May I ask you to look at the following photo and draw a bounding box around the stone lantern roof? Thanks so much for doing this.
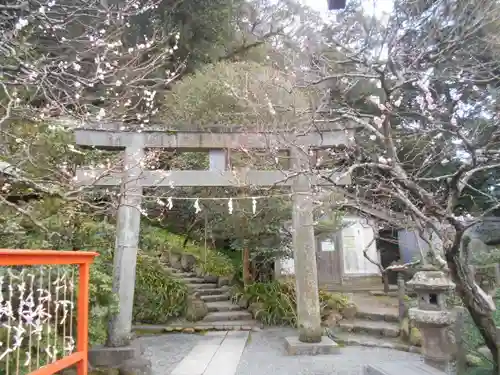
[406,269,455,292]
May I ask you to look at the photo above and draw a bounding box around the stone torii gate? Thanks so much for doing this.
[74,126,353,351]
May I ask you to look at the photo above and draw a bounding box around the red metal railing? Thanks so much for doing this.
[0,250,98,375]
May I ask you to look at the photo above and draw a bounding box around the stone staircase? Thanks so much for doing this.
[183,272,253,320]
[327,296,420,353]
[134,267,258,333]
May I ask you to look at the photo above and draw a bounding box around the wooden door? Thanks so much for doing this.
[316,233,342,286]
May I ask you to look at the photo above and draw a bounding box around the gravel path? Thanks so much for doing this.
[237,328,424,375]
[136,328,424,375]
[137,333,201,374]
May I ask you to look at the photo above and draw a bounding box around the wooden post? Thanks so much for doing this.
[397,272,406,322]
[383,271,390,294]
[243,248,251,285]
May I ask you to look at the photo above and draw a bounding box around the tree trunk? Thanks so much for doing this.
[446,246,498,374]
[182,216,200,248]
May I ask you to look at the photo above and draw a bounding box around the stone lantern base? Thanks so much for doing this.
[417,324,456,371]
[407,269,456,373]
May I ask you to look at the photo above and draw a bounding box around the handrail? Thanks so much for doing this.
[0,249,98,375]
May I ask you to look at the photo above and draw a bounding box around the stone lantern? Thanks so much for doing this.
[407,268,456,371]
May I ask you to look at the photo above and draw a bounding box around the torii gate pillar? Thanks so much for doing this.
[290,144,322,343]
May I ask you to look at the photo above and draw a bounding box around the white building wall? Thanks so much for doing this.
[342,216,380,275]
[278,215,381,277]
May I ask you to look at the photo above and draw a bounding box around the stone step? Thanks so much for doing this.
[365,361,445,375]
[186,283,218,290]
[133,320,260,333]
[202,311,252,322]
[201,294,230,302]
[194,288,227,296]
[356,306,399,323]
[168,269,198,278]
[338,319,400,338]
[180,277,208,284]
[328,330,420,353]
[179,273,199,278]
[206,301,241,313]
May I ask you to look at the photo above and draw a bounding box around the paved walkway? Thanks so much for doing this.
[137,328,424,375]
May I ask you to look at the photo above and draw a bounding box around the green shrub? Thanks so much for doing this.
[133,254,188,323]
[231,280,349,326]
[141,226,185,255]
[202,250,235,277]
[140,225,235,277]
[1,206,233,346]
[86,250,119,344]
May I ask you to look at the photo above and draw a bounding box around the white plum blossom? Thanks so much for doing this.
[15,18,29,30]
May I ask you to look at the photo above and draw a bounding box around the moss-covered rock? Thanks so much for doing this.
[185,295,209,322]
[194,265,205,277]
[181,253,197,271]
[466,354,486,367]
[477,346,493,361]
[323,311,343,327]
[169,253,182,269]
[238,296,249,309]
[248,302,265,319]
[400,317,410,340]
[409,327,422,346]
[340,303,357,320]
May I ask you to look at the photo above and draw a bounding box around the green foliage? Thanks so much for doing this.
[0,324,65,375]
[0,204,209,344]
[0,203,118,345]
[203,250,236,277]
[129,0,239,72]
[134,254,188,323]
[86,252,119,344]
[231,280,349,326]
[162,60,311,129]
[141,225,235,277]
[450,248,500,372]
[462,289,500,358]
[233,281,297,325]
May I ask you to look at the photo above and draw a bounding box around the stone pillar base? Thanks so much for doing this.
[284,336,340,356]
[87,344,153,375]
